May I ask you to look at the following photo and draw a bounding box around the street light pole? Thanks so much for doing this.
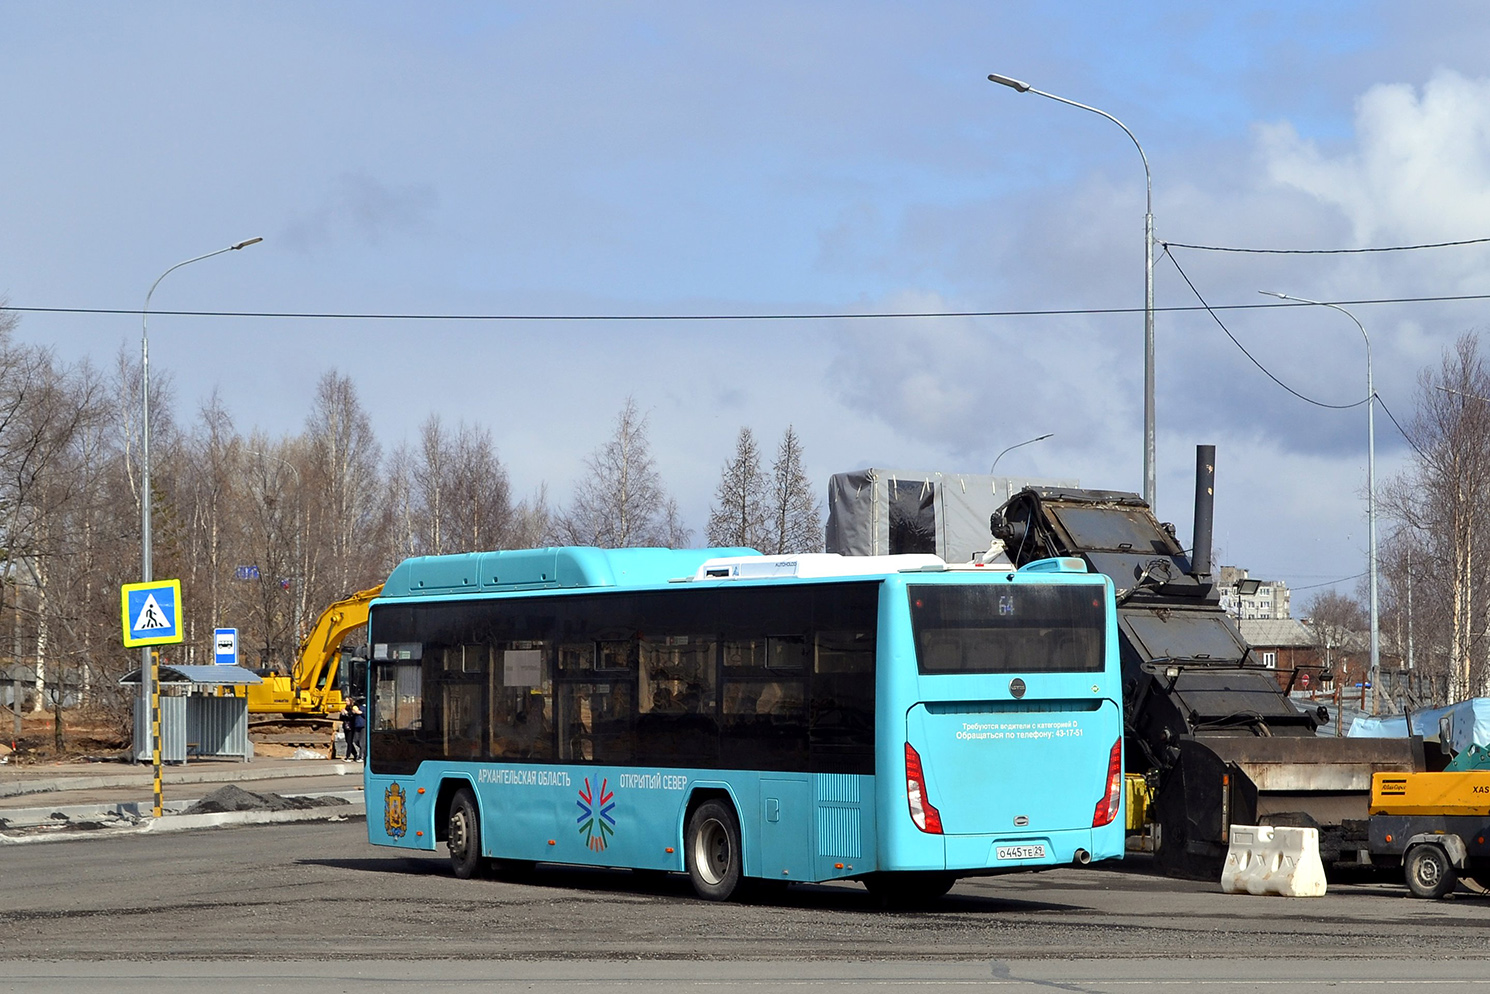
[139,237,261,815]
[1260,291,1380,714]
[987,73,1156,510]
[991,432,1054,475]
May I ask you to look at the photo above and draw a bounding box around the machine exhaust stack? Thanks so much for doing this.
[1191,444,1215,578]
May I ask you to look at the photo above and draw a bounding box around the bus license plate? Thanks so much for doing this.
[996,844,1047,861]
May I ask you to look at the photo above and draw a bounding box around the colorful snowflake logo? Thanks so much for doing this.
[576,776,615,851]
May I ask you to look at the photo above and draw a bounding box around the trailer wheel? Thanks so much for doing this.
[447,788,483,880]
[1405,843,1456,899]
[685,800,742,901]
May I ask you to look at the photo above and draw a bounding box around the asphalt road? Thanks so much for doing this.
[4,818,1490,972]
[6,819,1490,992]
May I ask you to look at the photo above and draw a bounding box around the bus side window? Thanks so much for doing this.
[370,649,428,774]
[636,635,718,767]
[639,635,717,716]
[721,637,808,771]
[558,684,593,761]
[435,645,486,759]
[492,641,552,760]
[558,682,634,763]
[809,630,876,774]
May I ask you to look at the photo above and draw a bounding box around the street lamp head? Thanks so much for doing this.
[231,237,264,250]
[1259,290,1291,302]
[990,432,1054,474]
[987,73,1031,93]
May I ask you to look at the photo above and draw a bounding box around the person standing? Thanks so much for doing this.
[345,702,366,761]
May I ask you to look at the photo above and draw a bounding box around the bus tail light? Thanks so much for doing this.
[905,742,943,834]
[1092,737,1123,828]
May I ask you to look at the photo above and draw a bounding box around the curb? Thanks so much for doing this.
[0,789,366,828]
[0,762,361,799]
[0,796,366,845]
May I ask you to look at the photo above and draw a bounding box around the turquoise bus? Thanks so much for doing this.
[363,546,1123,902]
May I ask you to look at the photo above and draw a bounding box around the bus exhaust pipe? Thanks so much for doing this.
[1073,848,1091,865]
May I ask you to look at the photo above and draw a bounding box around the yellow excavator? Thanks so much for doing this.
[246,584,382,745]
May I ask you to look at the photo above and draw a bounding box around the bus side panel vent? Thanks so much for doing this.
[817,773,861,803]
[817,805,862,858]
[816,774,864,858]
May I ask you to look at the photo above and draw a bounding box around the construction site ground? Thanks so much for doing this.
[0,707,363,840]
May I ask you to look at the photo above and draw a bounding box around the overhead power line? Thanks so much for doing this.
[1374,394,1427,461]
[1162,248,1370,411]
[1163,248,1432,459]
[1164,236,1490,255]
[6,290,1490,323]
[1293,571,1369,592]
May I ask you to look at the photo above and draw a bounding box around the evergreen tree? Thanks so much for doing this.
[706,427,770,549]
[768,425,822,554]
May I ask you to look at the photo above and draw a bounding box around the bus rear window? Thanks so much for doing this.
[908,584,1105,674]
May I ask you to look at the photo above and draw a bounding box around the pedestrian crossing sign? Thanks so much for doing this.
[121,579,184,647]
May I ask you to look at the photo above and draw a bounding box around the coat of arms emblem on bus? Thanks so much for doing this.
[384,783,408,839]
[576,777,615,851]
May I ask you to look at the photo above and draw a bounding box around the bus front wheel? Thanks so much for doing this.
[685,800,742,901]
[448,788,483,880]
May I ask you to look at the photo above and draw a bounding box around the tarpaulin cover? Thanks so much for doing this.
[1347,697,1490,754]
[824,469,1078,565]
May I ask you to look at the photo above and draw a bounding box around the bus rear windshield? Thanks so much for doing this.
[908,584,1105,674]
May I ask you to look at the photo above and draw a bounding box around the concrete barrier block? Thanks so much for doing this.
[1220,824,1327,898]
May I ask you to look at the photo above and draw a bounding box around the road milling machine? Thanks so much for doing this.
[989,447,1422,877]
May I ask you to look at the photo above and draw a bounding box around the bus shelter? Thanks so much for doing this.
[119,665,262,764]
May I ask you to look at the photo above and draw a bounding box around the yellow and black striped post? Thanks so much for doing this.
[150,647,163,817]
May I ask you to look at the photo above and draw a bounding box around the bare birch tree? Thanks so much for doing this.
[1381,334,1490,701]
[560,397,688,548]
[416,415,450,555]
[305,370,384,600]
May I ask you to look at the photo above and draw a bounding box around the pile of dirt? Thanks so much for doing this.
[181,784,351,815]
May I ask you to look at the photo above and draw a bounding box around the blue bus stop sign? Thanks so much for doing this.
[214,628,238,665]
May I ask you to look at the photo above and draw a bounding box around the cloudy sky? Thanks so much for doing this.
[4,2,1489,603]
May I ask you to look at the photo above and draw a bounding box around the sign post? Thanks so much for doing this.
[121,580,184,817]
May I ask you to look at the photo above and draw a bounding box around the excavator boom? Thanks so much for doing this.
[247,584,382,722]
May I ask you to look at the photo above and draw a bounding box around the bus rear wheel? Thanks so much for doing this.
[685,800,742,901]
[448,788,483,880]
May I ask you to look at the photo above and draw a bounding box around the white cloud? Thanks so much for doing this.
[1260,70,1490,248]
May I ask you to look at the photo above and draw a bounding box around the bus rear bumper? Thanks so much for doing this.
[942,826,1124,871]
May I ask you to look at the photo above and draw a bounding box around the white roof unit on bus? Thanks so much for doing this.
[689,552,952,581]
